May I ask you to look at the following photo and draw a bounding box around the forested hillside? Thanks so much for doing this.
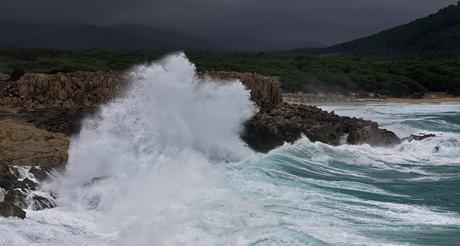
[304,3,460,58]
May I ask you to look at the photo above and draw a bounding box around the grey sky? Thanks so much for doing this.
[0,0,457,49]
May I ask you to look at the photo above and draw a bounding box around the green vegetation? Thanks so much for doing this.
[1,47,460,96]
[190,52,460,96]
[0,48,169,73]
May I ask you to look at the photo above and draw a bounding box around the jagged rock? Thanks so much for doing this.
[0,162,16,190]
[29,166,50,182]
[3,187,55,211]
[4,189,28,209]
[0,71,126,111]
[403,133,436,142]
[31,195,56,210]
[11,178,37,190]
[242,103,401,152]
[0,120,69,168]
[0,201,26,219]
[199,71,282,110]
[347,126,401,146]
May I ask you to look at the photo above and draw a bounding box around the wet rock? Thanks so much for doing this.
[0,162,17,190]
[242,103,401,152]
[4,189,28,209]
[3,187,55,211]
[0,201,26,219]
[403,133,436,142]
[31,195,56,210]
[347,126,401,146]
[29,166,50,182]
[11,178,37,190]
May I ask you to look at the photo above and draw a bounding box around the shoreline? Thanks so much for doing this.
[283,92,460,106]
[314,98,460,107]
[382,97,460,104]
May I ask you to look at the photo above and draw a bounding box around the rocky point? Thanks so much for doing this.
[0,70,404,218]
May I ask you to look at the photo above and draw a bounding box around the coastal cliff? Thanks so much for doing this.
[199,71,282,110]
[0,71,282,112]
[0,72,125,111]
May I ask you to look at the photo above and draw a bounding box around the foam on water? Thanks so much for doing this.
[1,54,459,245]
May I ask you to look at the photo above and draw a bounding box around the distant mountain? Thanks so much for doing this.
[0,21,324,51]
[300,3,460,57]
[0,21,221,50]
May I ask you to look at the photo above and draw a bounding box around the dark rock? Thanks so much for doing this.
[0,161,17,190]
[29,166,51,182]
[0,107,97,137]
[347,126,401,146]
[242,103,401,152]
[11,178,37,190]
[403,133,436,142]
[4,187,55,211]
[0,201,26,219]
[4,189,29,209]
[31,195,56,210]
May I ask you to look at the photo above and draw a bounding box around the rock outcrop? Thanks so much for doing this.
[0,119,65,218]
[0,120,69,168]
[0,70,401,154]
[200,71,282,110]
[403,133,436,142]
[200,71,400,151]
[242,103,401,152]
[0,71,125,111]
[0,162,16,191]
[0,71,281,112]
[0,201,26,219]
[0,161,56,218]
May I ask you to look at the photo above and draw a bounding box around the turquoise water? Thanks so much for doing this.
[227,103,460,245]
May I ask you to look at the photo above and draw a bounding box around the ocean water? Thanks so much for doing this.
[0,54,459,246]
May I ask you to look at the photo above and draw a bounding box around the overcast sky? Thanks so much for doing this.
[0,0,457,49]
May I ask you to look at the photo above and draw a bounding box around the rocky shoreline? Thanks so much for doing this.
[242,103,400,152]
[0,70,402,218]
[283,92,460,106]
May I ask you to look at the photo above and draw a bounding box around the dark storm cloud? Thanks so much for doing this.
[0,0,457,49]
